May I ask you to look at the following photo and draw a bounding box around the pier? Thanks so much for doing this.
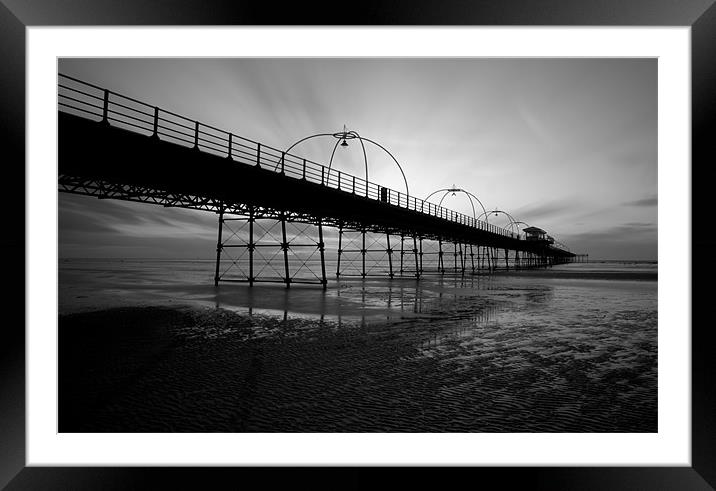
[58,74,579,289]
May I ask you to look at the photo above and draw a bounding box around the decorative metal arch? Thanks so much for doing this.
[478,208,518,225]
[477,209,524,238]
[277,127,410,196]
[424,186,488,220]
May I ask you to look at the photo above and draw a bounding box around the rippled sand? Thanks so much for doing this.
[59,271,657,432]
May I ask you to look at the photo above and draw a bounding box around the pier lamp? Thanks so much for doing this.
[339,125,349,147]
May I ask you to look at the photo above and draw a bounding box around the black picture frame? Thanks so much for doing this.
[2,1,713,489]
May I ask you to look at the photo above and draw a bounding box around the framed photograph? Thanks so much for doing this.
[4,1,713,488]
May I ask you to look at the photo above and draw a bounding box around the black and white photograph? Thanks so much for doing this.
[0,0,711,485]
[56,57,658,434]
[1,0,712,485]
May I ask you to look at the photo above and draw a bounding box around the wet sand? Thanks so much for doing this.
[58,267,657,432]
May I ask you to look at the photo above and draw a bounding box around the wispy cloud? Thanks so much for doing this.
[624,195,657,207]
[512,199,581,222]
[561,222,657,243]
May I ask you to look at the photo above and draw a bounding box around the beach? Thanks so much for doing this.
[58,260,657,432]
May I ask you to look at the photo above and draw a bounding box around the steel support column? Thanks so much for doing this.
[438,239,445,273]
[336,224,343,277]
[418,237,424,276]
[249,208,255,286]
[281,212,291,288]
[214,205,224,286]
[469,244,475,274]
[386,232,394,278]
[413,235,420,279]
[400,234,405,275]
[318,220,327,289]
[361,228,367,278]
[460,243,466,275]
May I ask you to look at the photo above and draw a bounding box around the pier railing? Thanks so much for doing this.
[58,74,517,239]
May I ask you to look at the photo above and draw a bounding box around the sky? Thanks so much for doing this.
[58,58,657,260]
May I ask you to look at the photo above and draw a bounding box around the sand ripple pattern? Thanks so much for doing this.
[59,277,657,432]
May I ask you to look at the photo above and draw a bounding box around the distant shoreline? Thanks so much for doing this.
[492,270,657,281]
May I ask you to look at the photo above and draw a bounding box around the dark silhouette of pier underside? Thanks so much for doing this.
[58,75,576,288]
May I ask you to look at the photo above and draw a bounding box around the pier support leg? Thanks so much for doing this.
[361,228,367,278]
[386,232,394,278]
[460,243,466,275]
[438,239,444,274]
[318,220,327,289]
[248,208,255,286]
[281,212,291,288]
[214,205,224,286]
[400,234,405,275]
[336,224,343,277]
[505,248,509,271]
[413,235,420,279]
[469,244,475,274]
[418,237,424,276]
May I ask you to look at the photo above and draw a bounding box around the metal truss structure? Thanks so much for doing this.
[60,174,576,288]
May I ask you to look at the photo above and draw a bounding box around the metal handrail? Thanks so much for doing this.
[58,74,520,239]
